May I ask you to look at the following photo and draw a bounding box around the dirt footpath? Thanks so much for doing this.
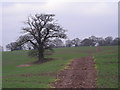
[53,56,97,88]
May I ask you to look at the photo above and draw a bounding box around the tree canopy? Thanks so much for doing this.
[9,14,67,62]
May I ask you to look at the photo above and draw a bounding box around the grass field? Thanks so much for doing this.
[94,46,119,88]
[2,46,119,88]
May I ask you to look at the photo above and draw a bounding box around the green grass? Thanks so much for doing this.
[94,46,118,88]
[2,47,89,88]
[2,46,119,88]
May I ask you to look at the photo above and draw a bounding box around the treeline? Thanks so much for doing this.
[6,36,120,51]
[65,36,120,47]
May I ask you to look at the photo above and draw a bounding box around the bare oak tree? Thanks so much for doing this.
[17,14,67,62]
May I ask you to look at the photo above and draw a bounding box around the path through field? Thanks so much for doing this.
[53,56,97,88]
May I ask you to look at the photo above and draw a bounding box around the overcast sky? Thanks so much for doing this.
[0,0,118,50]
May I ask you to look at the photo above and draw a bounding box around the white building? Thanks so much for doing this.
[95,43,99,47]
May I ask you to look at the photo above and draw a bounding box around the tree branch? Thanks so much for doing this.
[28,40,38,49]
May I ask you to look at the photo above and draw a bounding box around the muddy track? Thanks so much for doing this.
[52,56,97,88]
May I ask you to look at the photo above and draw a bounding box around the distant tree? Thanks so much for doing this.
[97,37,105,46]
[6,42,23,51]
[112,37,120,46]
[65,40,72,47]
[51,38,64,48]
[15,14,67,62]
[81,38,94,46]
[104,36,113,46]
[89,36,98,44]
[6,42,15,51]
[23,42,34,50]
[72,38,81,47]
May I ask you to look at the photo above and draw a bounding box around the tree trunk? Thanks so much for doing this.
[38,46,44,62]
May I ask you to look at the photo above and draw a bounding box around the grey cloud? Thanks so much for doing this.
[2,2,118,50]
